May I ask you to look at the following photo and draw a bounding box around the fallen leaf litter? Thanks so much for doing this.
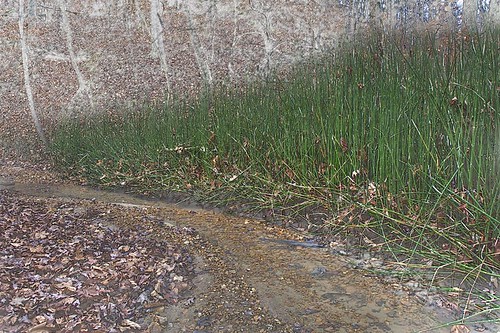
[0,191,194,332]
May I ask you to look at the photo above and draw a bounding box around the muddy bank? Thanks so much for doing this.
[1,163,498,332]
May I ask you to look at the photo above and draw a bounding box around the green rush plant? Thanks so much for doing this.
[50,26,499,305]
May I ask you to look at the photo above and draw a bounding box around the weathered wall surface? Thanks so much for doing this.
[0,0,499,152]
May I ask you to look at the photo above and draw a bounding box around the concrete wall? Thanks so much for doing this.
[0,0,499,151]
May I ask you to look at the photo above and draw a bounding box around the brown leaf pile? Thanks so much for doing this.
[0,191,194,332]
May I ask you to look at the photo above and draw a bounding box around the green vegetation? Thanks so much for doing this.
[50,27,499,312]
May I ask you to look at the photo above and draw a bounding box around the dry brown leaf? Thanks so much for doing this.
[27,322,50,333]
[55,281,76,291]
[121,319,142,329]
[450,324,470,333]
[29,245,44,253]
[34,231,48,239]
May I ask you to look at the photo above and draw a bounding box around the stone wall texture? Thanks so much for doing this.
[1,0,499,152]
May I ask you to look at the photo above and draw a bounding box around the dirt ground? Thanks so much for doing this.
[1,160,498,333]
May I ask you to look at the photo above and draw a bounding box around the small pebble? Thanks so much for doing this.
[311,266,328,277]
[368,259,383,268]
[196,317,212,327]
[405,281,420,289]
